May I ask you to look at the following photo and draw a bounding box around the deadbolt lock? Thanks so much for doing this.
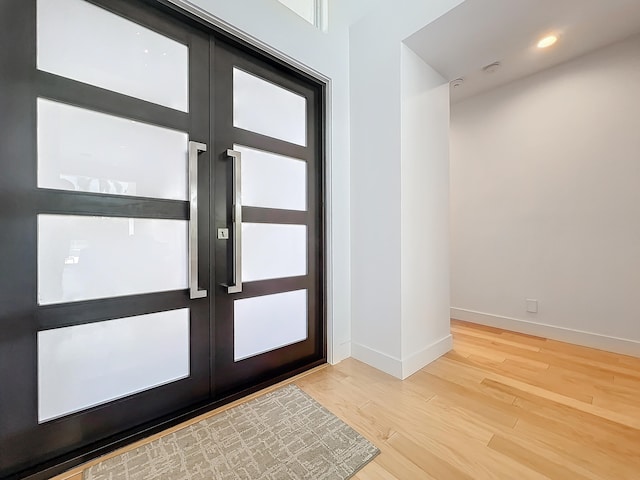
[217,228,229,240]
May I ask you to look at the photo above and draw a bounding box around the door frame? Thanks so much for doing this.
[0,1,329,479]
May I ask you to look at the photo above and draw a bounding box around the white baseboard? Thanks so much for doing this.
[330,341,352,365]
[451,307,640,358]
[402,335,453,379]
[351,343,403,378]
[351,335,453,379]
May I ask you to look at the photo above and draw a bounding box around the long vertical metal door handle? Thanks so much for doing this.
[225,149,243,294]
[188,141,207,299]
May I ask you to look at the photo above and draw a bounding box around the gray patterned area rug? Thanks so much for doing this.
[84,384,379,480]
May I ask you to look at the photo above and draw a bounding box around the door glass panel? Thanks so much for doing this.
[38,99,188,200]
[37,0,189,111]
[233,68,306,146]
[234,290,307,361]
[235,144,306,211]
[242,223,307,282]
[38,215,188,305]
[38,309,190,422]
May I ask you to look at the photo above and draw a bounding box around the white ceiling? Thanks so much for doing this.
[404,0,640,102]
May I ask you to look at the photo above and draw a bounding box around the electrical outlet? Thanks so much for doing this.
[526,299,538,313]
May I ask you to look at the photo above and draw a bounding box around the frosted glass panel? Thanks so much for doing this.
[38,99,188,200]
[38,215,187,305]
[38,309,190,422]
[233,68,307,146]
[37,0,188,111]
[242,223,307,282]
[234,290,307,361]
[236,144,306,211]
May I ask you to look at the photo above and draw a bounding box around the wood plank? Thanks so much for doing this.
[351,459,400,480]
[386,432,476,480]
[388,429,548,480]
[482,381,640,462]
[488,434,596,480]
[513,418,640,478]
[444,350,595,403]
[372,442,439,480]
[451,325,542,352]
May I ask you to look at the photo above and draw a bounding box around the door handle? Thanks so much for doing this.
[188,141,207,299]
[224,149,243,294]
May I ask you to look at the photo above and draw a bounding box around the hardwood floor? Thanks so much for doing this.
[297,320,640,480]
[53,320,640,479]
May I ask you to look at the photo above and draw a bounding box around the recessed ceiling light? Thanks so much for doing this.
[537,35,558,49]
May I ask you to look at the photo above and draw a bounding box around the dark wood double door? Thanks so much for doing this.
[0,0,325,478]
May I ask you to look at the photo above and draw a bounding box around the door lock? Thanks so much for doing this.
[217,228,229,240]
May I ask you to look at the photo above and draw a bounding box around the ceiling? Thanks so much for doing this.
[404,0,640,102]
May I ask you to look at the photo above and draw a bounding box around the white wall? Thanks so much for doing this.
[277,0,315,25]
[450,34,640,356]
[349,7,403,368]
[400,45,452,377]
[349,0,463,377]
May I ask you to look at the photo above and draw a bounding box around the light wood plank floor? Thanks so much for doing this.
[297,320,640,480]
[54,320,640,479]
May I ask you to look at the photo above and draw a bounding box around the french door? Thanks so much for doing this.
[0,0,325,478]
[212,42,324,396]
